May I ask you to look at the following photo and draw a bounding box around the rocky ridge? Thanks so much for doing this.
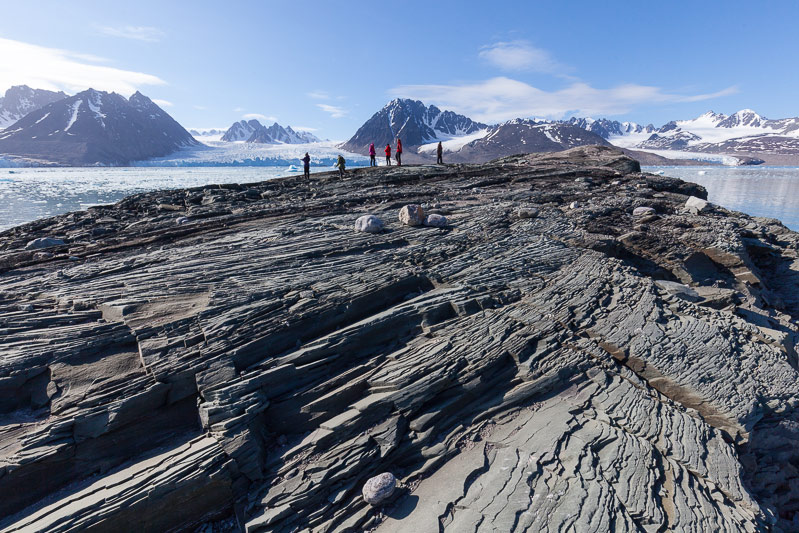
[2,146,799,531]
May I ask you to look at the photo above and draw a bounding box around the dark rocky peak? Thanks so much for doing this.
[0,85,69,130]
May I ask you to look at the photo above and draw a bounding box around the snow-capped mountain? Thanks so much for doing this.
[0,85,68,130]
[580,109,799,157]
[220,120,320,144]
[342,99,488,154]
[437,119,610,163]
[567,117,654,140]
[0,89,197,165]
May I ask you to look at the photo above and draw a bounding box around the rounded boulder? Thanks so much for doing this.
[424,214,448,227]
[399,205,425,226]
[633,207,656,216]
[362,472,397,505]
[355,215,384,233]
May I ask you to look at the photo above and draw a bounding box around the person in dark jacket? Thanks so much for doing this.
[369,143,376,166]
[436,142,443,164]
[301,152,311,178]
[385,144,392,166]
[396,138,403,166]
[336,154,346,177]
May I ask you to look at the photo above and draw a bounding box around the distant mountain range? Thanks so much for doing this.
[221,119,319,144]
[0,89,197,165]
[3,83,799,167]
[0,86,68,130]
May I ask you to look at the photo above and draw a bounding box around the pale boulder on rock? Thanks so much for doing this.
[362,472,397,505]
[355,215,384,233]
[686,196,710,214]
[399,205,425,226]
[424,214,448,227]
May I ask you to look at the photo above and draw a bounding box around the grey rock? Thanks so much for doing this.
[2,147,798,533]
[633,206,656,216]
[355,215,384,233]
[516,207,539,219]
[25,237,65,250]
[424,214,448,227]
[686,195,710,213]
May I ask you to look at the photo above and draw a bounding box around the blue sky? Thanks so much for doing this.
[1,0,798,139]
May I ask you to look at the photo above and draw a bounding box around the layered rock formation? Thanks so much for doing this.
[2,146,799,531]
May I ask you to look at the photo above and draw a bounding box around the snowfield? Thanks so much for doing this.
[417,129,490,154]
[134,140,368,167]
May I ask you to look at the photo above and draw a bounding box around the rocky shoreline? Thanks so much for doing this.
[2,146,799,531]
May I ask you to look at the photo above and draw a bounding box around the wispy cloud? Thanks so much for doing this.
[193,105,207,110]
[390,77,739,123]
[307,91,330,100]
[152,98,173,107]
[479,41,566,74]
[233,107,244,112]
[293,126,318,132]
[243,113,278,122]
[98,25,165,43]
[316,103,347,118]
[0,37,166,95]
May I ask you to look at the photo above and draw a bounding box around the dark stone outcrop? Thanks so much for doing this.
[2,146,799,531]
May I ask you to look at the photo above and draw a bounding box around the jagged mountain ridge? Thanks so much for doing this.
[341,98,488,154]
[0,89,198,165]
[443,119,611,163]
[0,85,68,130]
[221,120,320,144]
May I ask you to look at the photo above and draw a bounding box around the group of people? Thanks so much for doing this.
[299,137,445,179]
[368,138,406,167]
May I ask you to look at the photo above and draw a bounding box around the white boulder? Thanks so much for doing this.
[25,237,65,250]
[362,472,396,505]
[633,207,656,216]
[355,215,384,233]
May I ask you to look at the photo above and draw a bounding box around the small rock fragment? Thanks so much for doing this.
[399,205,425,226]
[25,237,65,250]
[424,214,448,227]
[685,196,709,214]
[569,201,581,209]
[633,207,656,216]
[355,215,384,233]
[362,472,396,505]
[517,208,539,219]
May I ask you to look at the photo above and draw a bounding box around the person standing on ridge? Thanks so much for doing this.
[301,152,311,178]
[396,138,403,166]
[436,142,443,165]
[369,143,376,167]
[336,154,346,178]
[385,144,392,166]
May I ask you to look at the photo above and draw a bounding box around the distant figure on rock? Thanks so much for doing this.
[385,144,392,166]
[301,152,311,178]
[369,143,376,166]
[336,155,346,177]
[436,141,443,164]
[396,138,403,166]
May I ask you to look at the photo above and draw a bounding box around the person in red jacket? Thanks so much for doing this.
[384,144,392,166]
[395,138,403,166]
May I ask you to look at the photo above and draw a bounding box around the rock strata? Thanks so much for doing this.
[2,145,799,532]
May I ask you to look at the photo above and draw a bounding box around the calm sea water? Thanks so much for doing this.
[1,165,798,232]
[0,166,308,231]
[643,166,799,231]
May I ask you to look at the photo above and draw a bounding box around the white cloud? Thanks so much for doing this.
[243,113,278,122]
[390,77,739,123]
[152,98,173,107]
[193,105,207,110]
[479,41,564,73]
[0,37,166,95]
[98,25,165,43]
[307,91,329,100]
[233,107,244,112]
[293,126,318,132]
[316,103,347,118]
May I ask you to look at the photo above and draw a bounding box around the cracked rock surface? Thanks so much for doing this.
[2,146,799,531]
